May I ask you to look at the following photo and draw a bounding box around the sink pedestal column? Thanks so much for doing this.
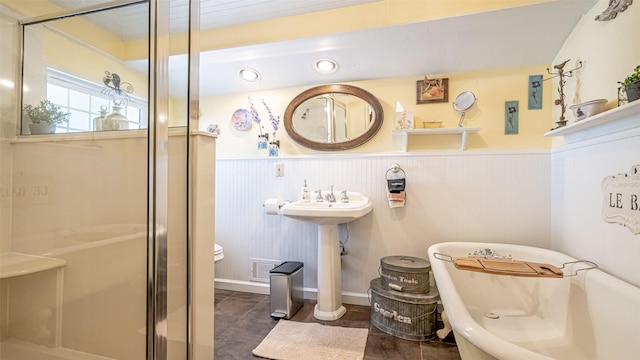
[314,224,347,321]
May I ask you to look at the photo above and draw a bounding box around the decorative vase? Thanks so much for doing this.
[103,100,129,130]
[555,120,568,128]
[258,134,269,149]
[93,105,108,131]
[268,141,279,157]
[625,80,640,103]
[29,123,56,134]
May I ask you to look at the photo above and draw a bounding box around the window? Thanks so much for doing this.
[46,68,148,133]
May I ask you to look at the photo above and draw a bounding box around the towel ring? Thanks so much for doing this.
[386,163,406,180]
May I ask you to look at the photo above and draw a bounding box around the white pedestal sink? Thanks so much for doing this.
[280,191,373,321]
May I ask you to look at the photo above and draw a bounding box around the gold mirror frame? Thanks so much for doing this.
[284,84,384,151]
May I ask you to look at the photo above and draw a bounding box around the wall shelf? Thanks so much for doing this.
[1,252,66,279]
[391,127,481,151]
[544,100,640,143]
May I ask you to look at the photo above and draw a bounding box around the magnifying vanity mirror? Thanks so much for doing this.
[453,91,477,127]
[284,84,383,151]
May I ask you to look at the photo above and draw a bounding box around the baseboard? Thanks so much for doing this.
[342,290,370,307]
[214,278,370,306]
[214,278,271,295]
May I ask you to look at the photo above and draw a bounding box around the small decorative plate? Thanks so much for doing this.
[231,108,252,131]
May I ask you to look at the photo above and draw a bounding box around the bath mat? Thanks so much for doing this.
[252,320,368,360]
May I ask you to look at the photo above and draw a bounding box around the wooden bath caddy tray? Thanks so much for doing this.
[452,257,563,278]
[433,253,599,278]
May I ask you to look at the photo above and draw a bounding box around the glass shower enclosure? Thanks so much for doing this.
[0,0,213,359]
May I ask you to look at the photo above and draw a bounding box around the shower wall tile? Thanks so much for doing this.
[215,151,551,295]
[10,138,148,249]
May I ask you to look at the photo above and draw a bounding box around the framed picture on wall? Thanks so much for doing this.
[417,78,448,104]
[505,100,519,135]
[528,74,543,110]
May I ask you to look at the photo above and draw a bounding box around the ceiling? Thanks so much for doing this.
[48,0,599,97]
[51,0,380,41]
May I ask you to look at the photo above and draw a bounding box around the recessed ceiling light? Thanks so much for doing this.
[239,68,261,82]
[314,59,338,74]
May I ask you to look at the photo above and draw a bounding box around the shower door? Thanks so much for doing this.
[0,0,208,359]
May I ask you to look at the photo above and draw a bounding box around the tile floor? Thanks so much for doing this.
[214,289,461,360]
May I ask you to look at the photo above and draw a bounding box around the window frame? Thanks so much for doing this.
[46,67,148,133]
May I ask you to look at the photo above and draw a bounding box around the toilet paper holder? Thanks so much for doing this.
[263,198,289,215]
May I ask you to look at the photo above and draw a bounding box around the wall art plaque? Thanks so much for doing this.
[602,165,640,234]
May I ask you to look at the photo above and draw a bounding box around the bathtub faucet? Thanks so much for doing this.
[469,248,512,260]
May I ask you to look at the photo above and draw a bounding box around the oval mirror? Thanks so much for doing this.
[284,84,383,151]
[453,91,477,127]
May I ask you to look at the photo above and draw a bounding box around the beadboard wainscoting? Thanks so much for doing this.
[214,151,551,303]
[550,115,640,288]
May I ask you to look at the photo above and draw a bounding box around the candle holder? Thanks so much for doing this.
[546,59,583,129]
[268,140,280,157]
[257,133,269,149]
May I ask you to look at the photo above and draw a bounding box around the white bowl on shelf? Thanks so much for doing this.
[569,99,607,122]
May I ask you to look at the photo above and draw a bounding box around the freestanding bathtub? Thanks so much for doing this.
[428,242,640,360]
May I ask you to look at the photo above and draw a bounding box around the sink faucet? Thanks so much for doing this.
[315,189,323,202]
[340,190,349,203]
[325,185,336,203]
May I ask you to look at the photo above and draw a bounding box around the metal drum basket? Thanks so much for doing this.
[379,255,431,293]
[369,277,439,341]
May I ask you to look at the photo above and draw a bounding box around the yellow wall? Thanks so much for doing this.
[1,0,125,58]
[8,0,601,153]
[180,0,557,156]
[5,0,148,110]
[202,64,553,157]
[42,30,148,98]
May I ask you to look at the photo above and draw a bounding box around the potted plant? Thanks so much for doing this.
[23,99,70,134]
[619,65,640,103]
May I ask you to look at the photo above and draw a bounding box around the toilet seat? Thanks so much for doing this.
[214,243,224,262]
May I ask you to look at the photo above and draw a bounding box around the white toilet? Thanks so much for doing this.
[214,243,224,263]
